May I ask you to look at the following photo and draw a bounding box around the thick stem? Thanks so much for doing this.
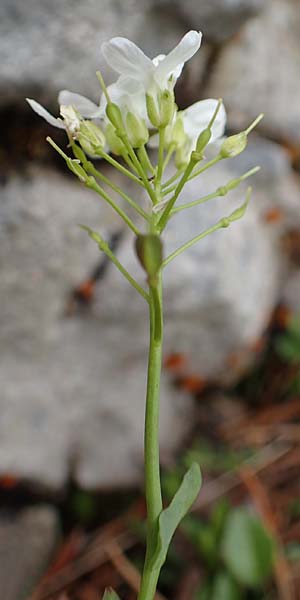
[138,273,163,600]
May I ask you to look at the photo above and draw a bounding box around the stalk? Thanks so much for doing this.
[138,272,163,600]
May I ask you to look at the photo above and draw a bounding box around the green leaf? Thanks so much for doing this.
[102,588,121,600]
[222,508,274,587]
[211,571,243,600]
[150,462,201,571]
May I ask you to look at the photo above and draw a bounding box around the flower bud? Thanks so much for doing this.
[78,121,105,156]
[106,102,125,134]
[172,115,186,148]
[105,123,125,155]
[66,158,87,182]
[220,132,247,158]
[146,93,161,128]
[195,127,212,155]
[126,112,149,148]
[135,234,163,280]
[159,89,175,127]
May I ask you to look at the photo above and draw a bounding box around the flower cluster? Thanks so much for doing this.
[27,29,262,255]
[27,31,228,165]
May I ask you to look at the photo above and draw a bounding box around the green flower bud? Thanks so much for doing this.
[106,102,125,134]
[220,132,248,158]
[159,89,175,127]
[146,93,161,128]
[66,158,87,182]
[172,114,186,148]
[78,121,105,157]
[195,127,212,155]
[135,234,163,280]
[105,123,125,156]
[126,112,149,148]
[175,145,189,169]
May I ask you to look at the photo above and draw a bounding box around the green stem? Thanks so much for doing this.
[138,145,156,176]
[119,134,158,205]
[163,220,224,267]
[98,148,143,187]
[86,177,140,235]
[84,160,150,221]
[157,159,197,232]
[138,272,163,600]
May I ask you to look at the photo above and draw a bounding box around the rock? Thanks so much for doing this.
[0,141,294,490]
[0,166,193,490]
[0,506,59,600]
[232,137,300,232]
[154,0,263,42]
[205,0,300,143]
[0,0,197,108]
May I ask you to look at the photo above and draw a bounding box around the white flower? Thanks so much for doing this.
[182,99,226,150]
[101,30,202,95]
[99,77,147,122]
[26,92,102,134]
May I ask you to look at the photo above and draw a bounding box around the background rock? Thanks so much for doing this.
[154,0,263,42]
[0,0,204,109]
[0,166,193,490]
[0,505,59,600]
[205,0,300,142]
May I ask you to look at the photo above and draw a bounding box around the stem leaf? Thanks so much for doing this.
[150,462,201,571]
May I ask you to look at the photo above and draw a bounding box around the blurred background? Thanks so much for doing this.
[0,0,300,598]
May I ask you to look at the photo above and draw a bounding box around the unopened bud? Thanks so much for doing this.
[126,112,149,148]
[172,115,186,147]
[159,89,175,127]
[135,234,163,280]
[67,158,87,182]
[220,132,248,158]
[196,127,212,155]
[78,121,105,156]
[106,102,125,134]
[105,123,125,155]
[146,93,161,128]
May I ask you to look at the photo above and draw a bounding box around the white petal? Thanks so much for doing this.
[154,31,202,86]
[100,77,147,121]
[101,37,153,83]
[26,98,65,129]
[58,90,101,118]
[183,99,226,142]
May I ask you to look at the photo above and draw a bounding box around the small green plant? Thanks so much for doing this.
[28,29,262,600]
[183,502,275,598]
[274,312,300,395]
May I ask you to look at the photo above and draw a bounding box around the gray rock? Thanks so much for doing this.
[0,0,195,108]
[205,0,300,142]
[0,166,193,490]
[0,142,294,490]
[154,0,263,42]
[0,506,59,600]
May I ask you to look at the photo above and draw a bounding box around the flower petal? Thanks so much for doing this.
[26,98,65,129]
[183,99,226,142]
[58,90,101,118]
[154,31,202,86]
[101,37,153,83]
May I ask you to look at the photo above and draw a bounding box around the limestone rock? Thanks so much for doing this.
[0,166,193,490]
[154,0,263,42]
[0,0,194,108]
[205,0,300,143]
[0,506,59,600]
